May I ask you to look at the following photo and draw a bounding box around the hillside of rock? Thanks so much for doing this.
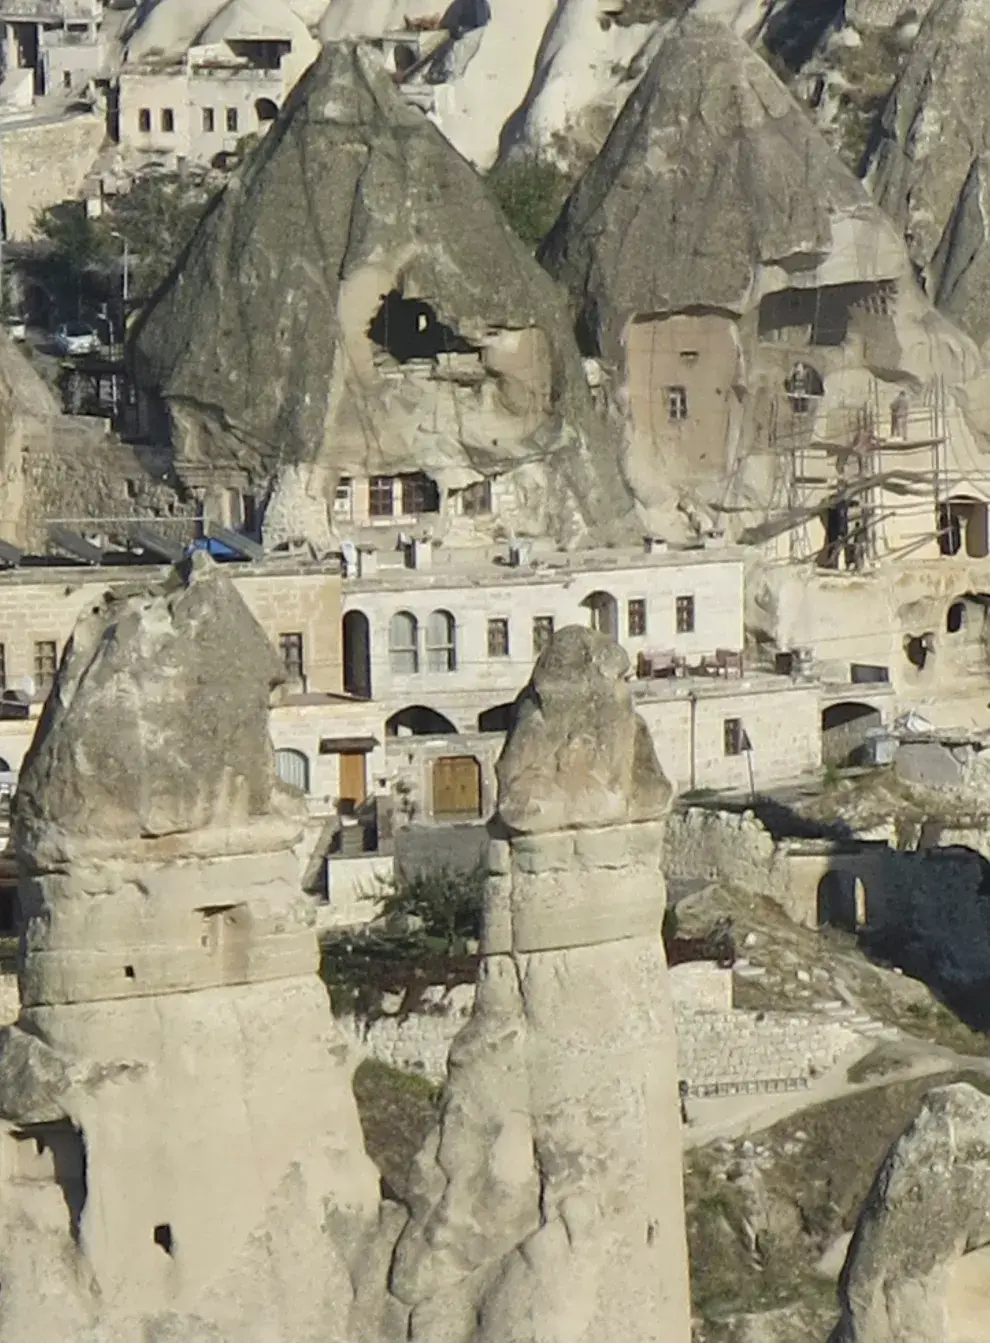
[538,16,985,541]
[864,0,990,347]
[132,43,636,546]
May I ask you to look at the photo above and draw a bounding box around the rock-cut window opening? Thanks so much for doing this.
[368,290,478,363]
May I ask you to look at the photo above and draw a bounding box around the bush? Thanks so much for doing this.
[375,863,487,953]
[487,154,572,249]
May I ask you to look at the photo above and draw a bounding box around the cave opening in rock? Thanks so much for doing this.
[368,291,478,363]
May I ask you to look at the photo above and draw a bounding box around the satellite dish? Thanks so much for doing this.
[20,676,35,700]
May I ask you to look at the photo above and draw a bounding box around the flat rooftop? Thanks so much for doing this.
[343,540,745,591]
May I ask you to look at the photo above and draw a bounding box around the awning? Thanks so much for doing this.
[319,736,379,755]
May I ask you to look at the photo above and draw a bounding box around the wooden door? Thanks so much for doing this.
[432,756,481,819]
[338,751,367,810]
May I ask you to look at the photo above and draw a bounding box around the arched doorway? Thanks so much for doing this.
[385,706,458,736]
[581,590,618,639]
[817,870,857,931]
[342,609,371,698]
[821,701,882,767]
[255,97,279,125]
[274,748,310,792]
[478,702,517,733]
[432,755,482,820]
[938,497,989,558]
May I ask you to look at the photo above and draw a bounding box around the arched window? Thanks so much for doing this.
[425,609,456,672]
[255,97,278,124]
[581,590,618,639]
[389,610,419,674]
[274,748,309,793]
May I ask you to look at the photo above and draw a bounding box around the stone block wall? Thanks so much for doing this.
[0,112,105,239]
[674,1009,859,1096]
[665,807,791,902]
[337,983,474,1081]
[669,962,733,1014]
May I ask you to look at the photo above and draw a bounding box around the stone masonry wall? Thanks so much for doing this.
[675,1010,860,1096]
[0,112,105,239]
[337,958,863,1091]
[665,807,791,901]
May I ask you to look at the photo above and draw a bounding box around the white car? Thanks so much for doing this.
[53,322,100,356]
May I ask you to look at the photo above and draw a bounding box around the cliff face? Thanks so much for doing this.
[133,43,636,546]
[538,16,988,544]
[864,0,990,347]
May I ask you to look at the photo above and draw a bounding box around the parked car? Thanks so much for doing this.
[53,322,100,356]
[5,317,26,342]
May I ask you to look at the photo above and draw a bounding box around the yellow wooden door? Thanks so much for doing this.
[338,752,367,809]
[432,756,481,819]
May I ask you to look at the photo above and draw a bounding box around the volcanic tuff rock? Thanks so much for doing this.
[540,16,901,348]
[367,625,691,1343]
[133,43,636,547]
[539,15,988,541]
[832,1083,990,1343]
[0,555,380,1342]
[865,0,990,347]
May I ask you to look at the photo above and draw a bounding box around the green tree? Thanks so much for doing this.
[99,169,217,298]
[34,201,113,277]
[487,154,571,250]
[375,863,487,953]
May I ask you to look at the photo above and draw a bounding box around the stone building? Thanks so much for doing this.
[0,0,101,102]
[340,536,826,823]
[115,0,319,169]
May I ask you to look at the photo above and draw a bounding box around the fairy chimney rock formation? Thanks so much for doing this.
[379,625,691,1343]
[833,1082,990,1343]
[0,554,379,1343]
[133,43,634,547]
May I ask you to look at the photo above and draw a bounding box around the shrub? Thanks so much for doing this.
[487,154,572,249]
[375,862,487,953]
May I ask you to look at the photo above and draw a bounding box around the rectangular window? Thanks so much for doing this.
[723,718,745,758]
[627,598,647,638]
[533,616,554,657]
[278,632,304,683]
[33,640,57,695]
[138,107,151,133]
[62,70,72,90]
[667,385,689,421]
[487,618,509,658]
[462,479,492,516]
[675,594,695,634]
[160,107,175,133]
[368,475,394,518]
[333,476,353,519]
[202,106,215,133]
[401,472,439,515]
[226,107,239,133]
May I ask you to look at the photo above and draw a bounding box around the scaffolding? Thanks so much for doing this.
[777,377,947,567]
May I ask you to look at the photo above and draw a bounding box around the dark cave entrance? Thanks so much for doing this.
[368,291,478,363]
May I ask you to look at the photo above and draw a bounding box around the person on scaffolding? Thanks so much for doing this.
[890,388,910,440]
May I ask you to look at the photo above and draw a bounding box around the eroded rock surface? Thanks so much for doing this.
[0,555,380,1342]
[865,0,990,347]
[133,43,635,547]
[539,15,984,543]
[833,1082,990,1343]
[369,626,691,1343]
